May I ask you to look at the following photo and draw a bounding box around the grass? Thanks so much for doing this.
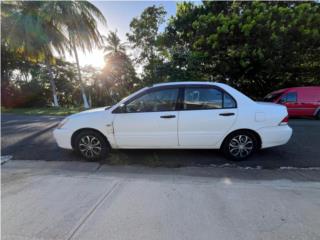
[1,106,84,116]
[103,149,186,168]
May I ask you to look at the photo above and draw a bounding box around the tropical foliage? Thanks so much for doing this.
[159,1,320,98]
[1,0,106,107]
[127,6,167,85]
[1,1,320,109]
[96,31,138,105]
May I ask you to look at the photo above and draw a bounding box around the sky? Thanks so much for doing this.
[71,1,178,69]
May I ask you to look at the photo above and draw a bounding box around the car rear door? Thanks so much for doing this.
[113,87,179,148]
[178,86,238,147]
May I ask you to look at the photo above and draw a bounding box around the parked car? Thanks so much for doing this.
[264,86,320,119]
[54,82,292,161]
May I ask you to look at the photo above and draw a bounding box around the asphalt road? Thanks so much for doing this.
[1,113,320,169]
[2,160,320,240]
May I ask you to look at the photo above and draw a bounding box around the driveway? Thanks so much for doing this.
[2,160,320,240]
[1,113,320,169]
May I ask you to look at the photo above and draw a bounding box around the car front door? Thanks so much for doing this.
[178,86,238,147]
[113,87,179,148]
[280,92,299,116]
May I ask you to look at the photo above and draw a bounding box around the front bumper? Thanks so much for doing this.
[257,125,293,149]
[53,128,73,149]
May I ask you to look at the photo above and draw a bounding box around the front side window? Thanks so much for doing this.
[125,88,179,113]
[281,92,297,103]
[286,92,297,102]
[183,87,236,110]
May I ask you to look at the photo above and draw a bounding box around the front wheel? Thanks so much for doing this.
[74,130,109,160]
[221,131,259,161]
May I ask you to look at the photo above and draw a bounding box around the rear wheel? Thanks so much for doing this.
[222,131,259,161]
[74,130,109,160]
[316,110,320,120]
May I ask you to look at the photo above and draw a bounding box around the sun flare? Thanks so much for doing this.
[75,49,105,69]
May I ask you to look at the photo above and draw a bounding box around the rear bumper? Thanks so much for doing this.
[257,125,292,149]
[53,128,73,149]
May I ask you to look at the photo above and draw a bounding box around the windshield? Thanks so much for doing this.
[263,92,282,102]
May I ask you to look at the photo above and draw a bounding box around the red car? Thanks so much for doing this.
[264,86,320,119]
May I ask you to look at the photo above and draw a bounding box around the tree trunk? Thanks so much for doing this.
[46,61,59,107]
[88,92,92,107]
[71,37,90,109]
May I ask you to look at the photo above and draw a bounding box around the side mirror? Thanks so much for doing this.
[113,104,126,113]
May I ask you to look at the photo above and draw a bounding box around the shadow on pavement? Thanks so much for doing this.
[1,114,320,170]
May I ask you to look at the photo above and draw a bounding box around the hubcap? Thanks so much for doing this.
[229,135,253,158]
[79,135,101,158]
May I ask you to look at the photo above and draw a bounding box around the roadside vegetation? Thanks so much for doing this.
[1,1,320,114]
[1,107,82,116]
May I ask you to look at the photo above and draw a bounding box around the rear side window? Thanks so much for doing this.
[183,87,236,110]
[223,93,236,108]
[281,92,297,103]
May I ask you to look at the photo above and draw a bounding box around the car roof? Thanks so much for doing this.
[270,86,320,95]
[112,81,255,110]
[269,89,286,94]
[152,81,218,87]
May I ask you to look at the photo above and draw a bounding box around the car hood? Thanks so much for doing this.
[68,106,111,119]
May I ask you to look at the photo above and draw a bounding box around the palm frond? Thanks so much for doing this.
[2,1,107,60]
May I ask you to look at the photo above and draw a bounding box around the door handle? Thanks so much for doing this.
[160,115,176,119]
[219,113,235,116]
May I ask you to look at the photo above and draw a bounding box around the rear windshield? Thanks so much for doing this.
[263,92,282,102]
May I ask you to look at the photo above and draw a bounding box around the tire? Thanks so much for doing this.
[316,110,320,120]
[74,130,109,160]
[221,131,259,161]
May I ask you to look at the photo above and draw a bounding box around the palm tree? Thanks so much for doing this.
[101,31,137,100]
[103,30,127,60]
[2,1,107,108]
[1,1,69,107]
[102,31,130,76]
[43,1,107,108]
[102,30,129,76]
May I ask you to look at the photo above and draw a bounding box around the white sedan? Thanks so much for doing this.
[53,82,292,161]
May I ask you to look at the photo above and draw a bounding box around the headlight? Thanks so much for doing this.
[57,118,69,129]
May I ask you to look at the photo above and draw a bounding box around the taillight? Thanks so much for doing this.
[279,115,289,125]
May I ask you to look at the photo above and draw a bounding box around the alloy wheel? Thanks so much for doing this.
[228,135,254,158]
[78,135,102,158]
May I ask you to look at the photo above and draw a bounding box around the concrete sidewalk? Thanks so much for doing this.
[2,160,320,240]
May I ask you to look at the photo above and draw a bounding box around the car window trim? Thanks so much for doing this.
[179,85,237,111]
[112,84,238,113]
[112,86,180,114]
